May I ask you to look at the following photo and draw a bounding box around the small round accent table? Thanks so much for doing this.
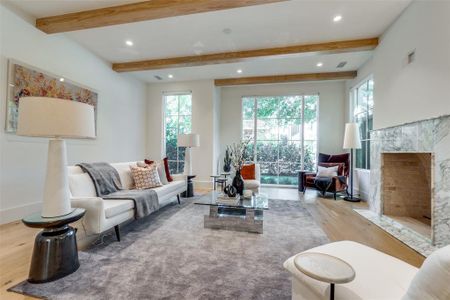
[294,252,355,300]
[22,208,85,283]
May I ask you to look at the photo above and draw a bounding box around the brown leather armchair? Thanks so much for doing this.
[300,153,350,200]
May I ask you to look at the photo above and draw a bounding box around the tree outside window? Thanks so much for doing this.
[164,94,192,174]
[242,95,319,185]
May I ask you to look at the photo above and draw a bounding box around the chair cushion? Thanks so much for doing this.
[69,173,96,197]
[403,245,450,300]
[104,199,134,218]
[241,164,256,180]
[244,179,260,189]
[319,162,345,176]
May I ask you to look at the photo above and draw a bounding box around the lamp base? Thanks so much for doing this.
[343,196,361,202]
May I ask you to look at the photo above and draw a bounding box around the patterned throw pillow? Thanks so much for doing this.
[130,164,162,189]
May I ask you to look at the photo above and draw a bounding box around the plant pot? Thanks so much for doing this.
[223,165,231,173]
[232,170,244,196]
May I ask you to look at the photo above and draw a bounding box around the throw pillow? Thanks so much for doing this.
[130,164,162,189]
[318,162,345,176]
[241,164,256,180]
[403,245,450,300]
[316,165,339,177]
[157,161,169,185]
[163,157,173,182]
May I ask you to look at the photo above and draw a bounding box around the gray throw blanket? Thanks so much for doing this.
[77,162,122,196]
[77,162,159,219]
[103,190,159,219]
[314,176,347,195]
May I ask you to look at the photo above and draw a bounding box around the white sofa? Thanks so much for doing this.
[68,161,186,240]
[284,241,450,300]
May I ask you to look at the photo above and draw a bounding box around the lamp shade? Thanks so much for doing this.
[343,123,362,149]
[177,133,200,147]
[17,97,95,139]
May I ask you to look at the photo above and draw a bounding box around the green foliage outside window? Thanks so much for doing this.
[165,94,192,174]
[243,95,318,186]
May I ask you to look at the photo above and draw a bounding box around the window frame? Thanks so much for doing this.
[242,94,319,186]
[350,76,374,170]
[162,91,192,174]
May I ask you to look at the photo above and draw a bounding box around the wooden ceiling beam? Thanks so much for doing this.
[214,71,357,86]
[36,0,286,34]
[112,38,378,72]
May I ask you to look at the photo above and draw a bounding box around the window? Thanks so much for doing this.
[352,78,373,169]
[164,93,192,174]
[242,95,319,186]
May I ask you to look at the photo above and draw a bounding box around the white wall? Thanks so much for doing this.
[345,1,450,200]
[147,80,218,185]
[0,4,147,223]
[220,81,347,165]
[348,1,450,130]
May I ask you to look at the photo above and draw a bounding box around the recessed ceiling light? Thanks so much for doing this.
[333,15,342,22]
[125,40,133,46]
[168,74,173,79]
[316,62,323,67]
[59,77,65,82]
[237,69,243,74]
[223,28,232,35]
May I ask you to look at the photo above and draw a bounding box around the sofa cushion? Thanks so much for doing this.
[244,179,260,189]
[104,199,134,219]
[111,162,137,190]
[403,245,450,300]
[69,173,96,197]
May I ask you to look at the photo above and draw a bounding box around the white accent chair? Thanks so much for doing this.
[68,161,186,241]
[284,241,450,300]
[243,163,261,193]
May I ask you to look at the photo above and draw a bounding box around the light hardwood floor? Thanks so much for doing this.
[0,188,425,299]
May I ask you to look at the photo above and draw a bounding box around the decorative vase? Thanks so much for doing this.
[232,170,244,196]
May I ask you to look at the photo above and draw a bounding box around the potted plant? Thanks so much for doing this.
[230,139,250,195]
[223,147,232,172]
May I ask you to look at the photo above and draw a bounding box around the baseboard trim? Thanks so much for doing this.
[0,201,42,224]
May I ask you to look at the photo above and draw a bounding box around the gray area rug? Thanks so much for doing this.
[10,197,329,299]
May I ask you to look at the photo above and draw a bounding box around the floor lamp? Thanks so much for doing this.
[343,123,362,202]
[177,133,200,176]
[17,97,95,217]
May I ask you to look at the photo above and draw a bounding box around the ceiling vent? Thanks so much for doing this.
[154,75,163,80]
[336,61,347,68]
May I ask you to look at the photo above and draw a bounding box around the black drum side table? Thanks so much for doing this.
[181,175,196,198]
[22,208,85,283]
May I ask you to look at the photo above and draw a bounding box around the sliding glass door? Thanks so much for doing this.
[242,95,318,185]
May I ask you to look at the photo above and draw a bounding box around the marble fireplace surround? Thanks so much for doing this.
[361,115,450,253]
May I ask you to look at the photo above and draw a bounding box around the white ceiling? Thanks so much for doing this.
[7,0,411,83]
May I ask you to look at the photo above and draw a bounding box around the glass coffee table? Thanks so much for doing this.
[194,191,269,233]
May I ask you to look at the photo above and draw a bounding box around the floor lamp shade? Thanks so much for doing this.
[17,97,96,217]
[177,133,200,176]
[343,123,362,149]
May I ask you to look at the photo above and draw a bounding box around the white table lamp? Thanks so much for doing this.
[177,133,200,176]
[343,123,362,202]
[17,97,95,217]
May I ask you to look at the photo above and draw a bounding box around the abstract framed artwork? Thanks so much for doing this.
[5,60,98,134]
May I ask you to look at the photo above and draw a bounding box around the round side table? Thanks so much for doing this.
[294,252,355,300]
[22,208,85,283]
